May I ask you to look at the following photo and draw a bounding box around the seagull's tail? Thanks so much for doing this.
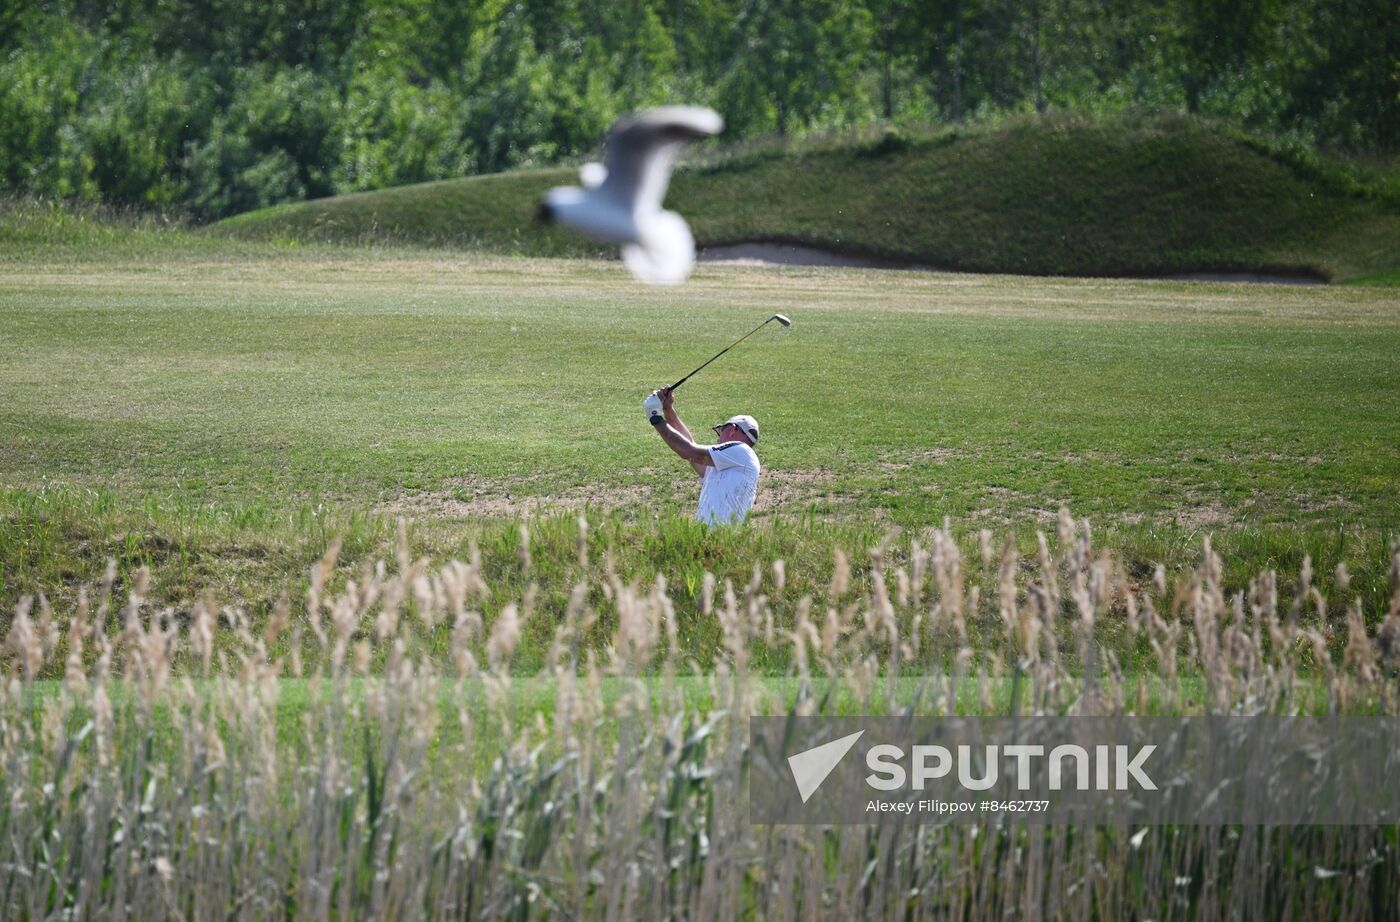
[622,211,695,286]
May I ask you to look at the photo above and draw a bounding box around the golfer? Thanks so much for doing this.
[645,386,761,525]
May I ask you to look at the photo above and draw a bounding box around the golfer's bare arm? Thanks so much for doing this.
[659,387,709,476]
[654,421,714,473]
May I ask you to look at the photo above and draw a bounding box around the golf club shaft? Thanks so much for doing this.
[668,318,777,392]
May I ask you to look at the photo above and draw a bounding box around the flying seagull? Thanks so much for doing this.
[537,106,723,285]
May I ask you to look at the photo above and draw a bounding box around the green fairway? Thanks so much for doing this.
[4,249,1399,523]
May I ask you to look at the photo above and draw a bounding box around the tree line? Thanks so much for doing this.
[1,0,1394,219]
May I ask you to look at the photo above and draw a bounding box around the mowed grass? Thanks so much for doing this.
[2,233,1399,614]
[4,251,1399,518]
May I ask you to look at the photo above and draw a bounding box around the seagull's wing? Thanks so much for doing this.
[599,106,723,215]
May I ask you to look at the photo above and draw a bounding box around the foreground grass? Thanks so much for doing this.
[3,528,1397,919]
[212,113,1400,282]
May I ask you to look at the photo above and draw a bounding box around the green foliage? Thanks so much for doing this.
[83,53,216,206]
[188,67,344,217]
[1172,0,1279,114]
[718,0,874,136]
[0,1,1396,216]
[0,0,37,50]
[135,0,368,72]
[335,76,475,192]
[456,5,604,174]
[1280,0,1400,150]
[0,22,100,200]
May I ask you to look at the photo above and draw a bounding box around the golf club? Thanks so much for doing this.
[668,313,791,392]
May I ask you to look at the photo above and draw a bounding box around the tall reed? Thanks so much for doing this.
[3,513,1398,920]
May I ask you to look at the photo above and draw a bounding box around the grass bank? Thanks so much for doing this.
[210,114,1400,282]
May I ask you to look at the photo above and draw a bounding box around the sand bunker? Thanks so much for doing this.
[698,243,917,270]
[698,243,1326,284]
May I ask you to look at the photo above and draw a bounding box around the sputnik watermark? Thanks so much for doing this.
[865,743,1156,792]
[871,798,1050,816]
[750,716,1400,825]
[787,730,864,803]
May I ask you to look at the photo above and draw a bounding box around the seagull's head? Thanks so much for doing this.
[536,185,583,226]
[579,162,608,188]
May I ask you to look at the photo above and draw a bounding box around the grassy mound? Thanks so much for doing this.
[211,114,1400,282]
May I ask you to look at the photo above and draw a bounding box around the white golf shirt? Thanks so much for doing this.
[695,441,761,525]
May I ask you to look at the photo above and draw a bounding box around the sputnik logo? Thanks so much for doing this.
[787,731,865,803]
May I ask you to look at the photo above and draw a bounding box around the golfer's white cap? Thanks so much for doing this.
[718,414,760,445]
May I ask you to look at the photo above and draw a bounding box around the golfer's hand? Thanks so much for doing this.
[658,386,675,411]
[644,392,664,425]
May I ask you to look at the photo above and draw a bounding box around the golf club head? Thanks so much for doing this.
[669,313,792,392]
